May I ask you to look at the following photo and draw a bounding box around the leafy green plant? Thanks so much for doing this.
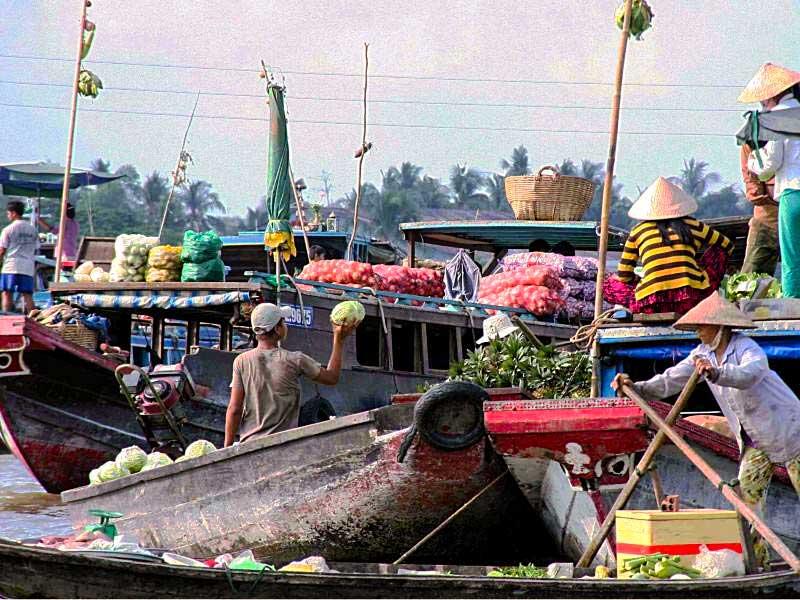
[449,334,591,398]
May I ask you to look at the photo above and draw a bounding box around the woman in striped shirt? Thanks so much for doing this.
[604,177,733,315]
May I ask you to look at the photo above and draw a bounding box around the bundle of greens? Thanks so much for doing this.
[615,0,654,40]
[487,564,548,578]
[723,272,781,302]
[448,335,591,399]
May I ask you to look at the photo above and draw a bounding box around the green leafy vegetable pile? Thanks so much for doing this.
[723,272,781,302]
[448,335,591,399]
[487,564,548,578]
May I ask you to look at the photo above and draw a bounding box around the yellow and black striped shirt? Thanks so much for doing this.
[617,217,733,301]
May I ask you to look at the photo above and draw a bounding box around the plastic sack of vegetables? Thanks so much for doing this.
[299,259,379,288]
[181,257,226,282]
[148,245,182,269]
[180,230,223,264]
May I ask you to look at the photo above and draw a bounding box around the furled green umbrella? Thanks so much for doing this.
[263,83,296,261]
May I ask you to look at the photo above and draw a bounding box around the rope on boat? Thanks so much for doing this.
[224,563,272,597]
[568,308,618,350]
[396,424,417,463]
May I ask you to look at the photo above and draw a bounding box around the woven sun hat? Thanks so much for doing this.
[476,314,519,345]
[738,62,800,104]
[628,177,698,221]
[673,292,756,331]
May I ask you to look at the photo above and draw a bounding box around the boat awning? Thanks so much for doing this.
[63,290,251,311]
[399,220,628,252]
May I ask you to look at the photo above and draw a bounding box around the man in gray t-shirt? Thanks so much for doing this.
[0,200,38,313]
[225,303,355,445]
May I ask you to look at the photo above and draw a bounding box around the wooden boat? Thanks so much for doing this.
[1,539,798,599]
[485,311,800,567]
[0,279,575,493]
[59,391,523,564]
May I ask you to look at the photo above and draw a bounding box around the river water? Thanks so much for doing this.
[0,454,71,541]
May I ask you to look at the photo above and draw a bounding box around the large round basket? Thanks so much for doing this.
[505,166,596,221]
[50,321,99,350]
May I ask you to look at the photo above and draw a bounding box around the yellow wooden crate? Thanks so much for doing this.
[616,509,742,578]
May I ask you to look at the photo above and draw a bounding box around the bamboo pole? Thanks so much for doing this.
[158,93,200,241]
[346,43,370,261]
[577,369,701,567]
[288,166,313,263]
[393,471,508,565]
[624,383,800,573]
[55,0,89,281]
[590,0,634,397]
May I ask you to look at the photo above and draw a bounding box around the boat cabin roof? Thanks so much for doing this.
[399,220,628,252]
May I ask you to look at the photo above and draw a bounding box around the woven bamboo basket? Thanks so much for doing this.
[50,321,99,350]
[505,165,596,221]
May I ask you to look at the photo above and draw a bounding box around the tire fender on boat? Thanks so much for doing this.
[413,381,487,451]
[299,393,337,426]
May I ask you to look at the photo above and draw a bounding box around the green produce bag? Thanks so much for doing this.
[181,257,226,283]
[181,230,223,264]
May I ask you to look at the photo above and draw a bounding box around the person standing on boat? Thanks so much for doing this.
[743,63,800,296]
[38,202,80,262]
[224,302,354,446]
[603,177,732,315]
[612,293,800,568]
[0,200,38,314]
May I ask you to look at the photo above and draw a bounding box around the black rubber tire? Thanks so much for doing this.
[413,381,487,451]
[299,394,337,426]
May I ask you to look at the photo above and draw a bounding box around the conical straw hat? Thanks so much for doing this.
[628,177,698,221]
[738,62,800,104]
[673,292,756,331]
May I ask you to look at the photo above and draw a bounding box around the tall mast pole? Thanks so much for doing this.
[55,0,90,280]
[591,0,634,397]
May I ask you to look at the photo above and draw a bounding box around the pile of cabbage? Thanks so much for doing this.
[88,440,218,485]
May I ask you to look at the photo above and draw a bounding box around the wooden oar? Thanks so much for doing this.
[577,369,701,567]
[623,383,800,573]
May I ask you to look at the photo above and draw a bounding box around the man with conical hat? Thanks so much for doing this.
[613,293,800,568]
[603,177,732,315]
[743,63,800,297]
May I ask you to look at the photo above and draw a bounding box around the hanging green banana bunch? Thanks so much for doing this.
[78,69,103,98]
[615,0,654,40]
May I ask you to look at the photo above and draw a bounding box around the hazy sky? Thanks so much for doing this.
[1,1,799,217]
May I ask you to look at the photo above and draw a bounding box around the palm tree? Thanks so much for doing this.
[178,180,226,232]
[141,171,169,232]
[368,190,418,241]
[484,173,508,209]
[500,146,530,177]
[243,201,269,230]
[449,164,488,208]
[90,158,111,173]
[416,175,451,209]
[669,158,722,199]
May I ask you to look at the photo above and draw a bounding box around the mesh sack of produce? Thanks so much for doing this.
[114,234,158,258]
[480,266,562,297]
[501,252,598,280]
[479,284,564,316]
[112,234,158,282]
[559,277,598,302]
[373,264,445,297]
[146,267,180,283]
[298,259,379,288]
[148,245,183,269]
[181,257,226,282]
[180,230,223,264]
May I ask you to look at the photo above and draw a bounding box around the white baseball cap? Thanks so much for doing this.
[251,303,293,333]
[476,313,519,345]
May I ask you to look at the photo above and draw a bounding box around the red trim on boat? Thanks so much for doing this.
[617,541,742,555]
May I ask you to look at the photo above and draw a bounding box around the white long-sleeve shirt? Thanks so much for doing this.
[633,333,800,463]
[748,95,800,198]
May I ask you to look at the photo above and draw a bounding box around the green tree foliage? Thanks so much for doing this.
[501,145,531,176]
[449,164,488,208]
